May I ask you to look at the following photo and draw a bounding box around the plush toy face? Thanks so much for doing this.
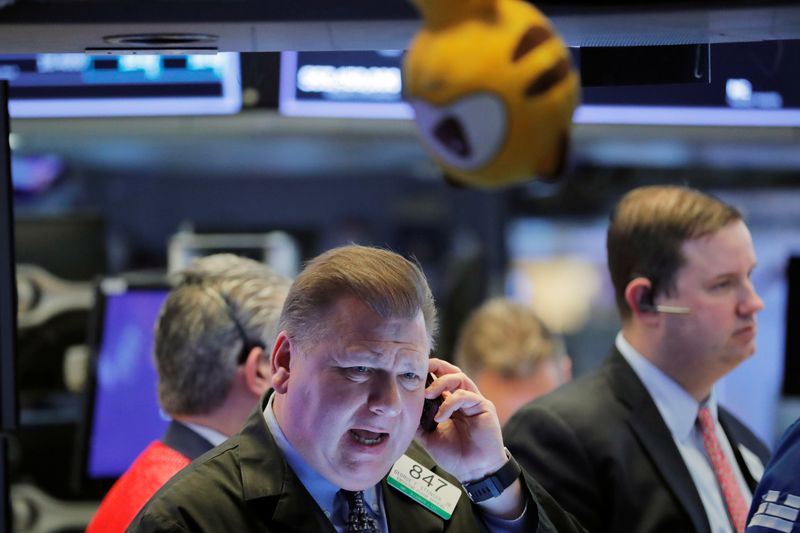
[404,0,580,188]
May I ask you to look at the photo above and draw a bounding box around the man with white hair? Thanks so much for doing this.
[88,254,290,532]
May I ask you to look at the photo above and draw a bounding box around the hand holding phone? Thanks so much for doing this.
[420,373,443,432]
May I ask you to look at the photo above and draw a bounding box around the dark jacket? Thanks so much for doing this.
[746,418,800,532]
[129,391,586,533]
[504,349,771,533]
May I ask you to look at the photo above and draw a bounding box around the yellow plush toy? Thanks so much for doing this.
[404,0,580,188]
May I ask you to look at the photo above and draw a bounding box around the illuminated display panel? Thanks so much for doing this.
[77,279,170,494]
[0,53,241,117]
[279,41,800,126]
[279,50,411,119]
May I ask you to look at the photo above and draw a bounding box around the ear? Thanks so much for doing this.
[624,277,659,324]
[270,331,292,394]
[242,345,271,397]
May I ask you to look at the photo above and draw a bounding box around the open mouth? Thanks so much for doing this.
[434,115,471,158]
[349,429,387,446]
[409,93,507,171]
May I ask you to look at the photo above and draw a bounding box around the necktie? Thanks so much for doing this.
[341,490,379,533]
[697,406,749,533]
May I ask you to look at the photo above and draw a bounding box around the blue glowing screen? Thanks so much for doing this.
[87,287,169,479]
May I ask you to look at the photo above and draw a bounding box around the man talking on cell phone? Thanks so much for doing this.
[128,245,585,533]
[505,185,771,533]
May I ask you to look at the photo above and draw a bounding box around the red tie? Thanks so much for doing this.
[697,406,749,533]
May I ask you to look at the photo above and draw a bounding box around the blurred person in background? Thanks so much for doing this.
[87,254,291,533]
[454,298,571,424]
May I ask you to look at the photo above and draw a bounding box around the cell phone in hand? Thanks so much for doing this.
[420,373,443,432]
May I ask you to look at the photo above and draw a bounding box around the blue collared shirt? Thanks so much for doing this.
[263,394,386,532]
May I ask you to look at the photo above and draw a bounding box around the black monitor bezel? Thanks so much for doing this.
[0,80,18,434]
[0,78,18,533]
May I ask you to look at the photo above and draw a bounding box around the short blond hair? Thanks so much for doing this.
[278,245,438,346]
[455,298,561,378]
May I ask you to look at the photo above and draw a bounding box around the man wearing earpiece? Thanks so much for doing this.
[505,185,771,533]
[87,254,291,533]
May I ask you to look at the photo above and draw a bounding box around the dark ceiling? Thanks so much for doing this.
[2,1,800,53]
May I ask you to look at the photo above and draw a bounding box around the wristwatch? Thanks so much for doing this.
[462,449,522,502]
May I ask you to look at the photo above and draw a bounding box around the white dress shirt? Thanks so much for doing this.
[617,332,753,533]
[181,421,229,447]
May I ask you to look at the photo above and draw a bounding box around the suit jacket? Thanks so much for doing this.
[128,391,587,533]
[87,421,214,533]
[504,349,771,533]
[746,418,800,532]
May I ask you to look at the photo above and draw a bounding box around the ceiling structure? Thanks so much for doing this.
[10,112,800,181]
[3,1,800,180]
[1,1,800,53]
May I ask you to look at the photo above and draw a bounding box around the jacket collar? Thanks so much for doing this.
[161,420,215,460]
[235,390,447,532]
[234,390,336,532]
[604,349,711,533]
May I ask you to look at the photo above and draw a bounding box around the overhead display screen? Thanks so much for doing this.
[279,41,800,126]
[0,53,241,117]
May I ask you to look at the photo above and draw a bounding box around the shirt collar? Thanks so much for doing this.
[263,394,381,520]
[180,421,229,447]
[616,332,718,441]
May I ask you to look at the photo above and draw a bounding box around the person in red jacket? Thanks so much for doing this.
[86,254,291,533]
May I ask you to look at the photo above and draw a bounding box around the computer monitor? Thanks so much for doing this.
[0,79,16,532]
[14,214,107,282]
[77,277,170,495]
[2,53,241,118]
[0,79,18,433]
[575,40,800,126]
[279,40,800,126]
[279,50,411,119]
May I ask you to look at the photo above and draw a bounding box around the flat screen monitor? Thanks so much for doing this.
[279,40,800,126]
[575,40,800,126]
[279,50,411,119]
[14,214,106,282]
[1,53,241,118]
[1,80,16,531]
[78,277,169,494]
[0,80,18,433]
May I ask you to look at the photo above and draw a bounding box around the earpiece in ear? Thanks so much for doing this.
[639,287,656,312]
[639,287,691,315]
